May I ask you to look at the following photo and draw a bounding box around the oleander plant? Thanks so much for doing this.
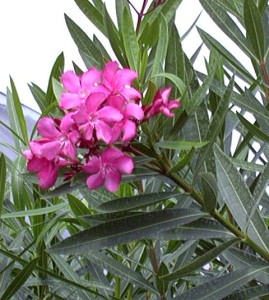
[1,0,269,299]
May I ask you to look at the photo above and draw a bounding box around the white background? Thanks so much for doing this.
[0,0,246,111]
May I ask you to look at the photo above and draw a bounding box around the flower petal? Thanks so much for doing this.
[85,92,107,113]
[116,68,138,87]
[122,119,137,141]
[61,71,80,93]
[37,117,60,139]
[27,156,47,173]
[81,67,101,90]
[115,155,134,174]
[101,147,123,163]
[96,106,123,122]
[38,163,58,189]
[125,103,144,120]
[60,93,81,110]
[120,87,141,100]
[86,172,104,190]
[95,121,112,144]
[83,156,101,174]
[104,169,121,192]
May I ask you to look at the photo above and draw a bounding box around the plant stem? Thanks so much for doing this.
[260,60,269,102]
[155,155,269,262]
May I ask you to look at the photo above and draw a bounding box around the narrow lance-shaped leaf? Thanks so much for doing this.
[10,77,28,143]
[1,257,38,300]
[48,208,206,254]
[121,7,139,70]
[157,218,235,240]
[222,284,269,300]
[214,144,269,252]
[201,173,218,212]
[197,28,255,83]
[151,14,168,79]
[194,77,234,177]
[174,266,269,300]
[199,0,256,61]
[45,52,64,106]
[244,0,265,60]
[156,140,208,150]
[6,89,26,149]
[237,112,269,143]
[98,191,181,212]
[74,0,106,36]
[86,251,157,294]
[0,154,6,215]
[161,238,240,281]
[65,14,103,69]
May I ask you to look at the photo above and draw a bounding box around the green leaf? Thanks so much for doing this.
[186,63,217,115]
[103,4,126,66]
[1,257,38,300]
[0,202,68,219]
[201,173,218,212]
[48,209,206,254]
[6,89,26,149]
[9,77,28,143]
[214,145,269,252]
[244,0,265,60]
[168,147,196,174]
[52,78,64,101]
[28,83,47,113]
[165,23,185,97]
[121,7,139,70]
[194,77,234,177]
[198,28,255,83]
[174,266,269,300]
[65,14,103,69]
[45,52,64,106]
[199,0,256,61]
[223,284,269,300]
[150,72,185,96]
[158,218,235,240]
[151,14,168,79]
[161,238,239,281]
[50,254,103,299]
[86,251,157,294]
[156,140,208,150]
[0,154,6,216]
[97,191,181,212]
[237,112,269,143]
[74,0,106,36]
[139,0,182,33]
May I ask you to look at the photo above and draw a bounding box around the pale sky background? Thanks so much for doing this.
[0,0,250,112]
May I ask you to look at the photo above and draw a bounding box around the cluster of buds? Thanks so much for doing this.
[23,61,180,192]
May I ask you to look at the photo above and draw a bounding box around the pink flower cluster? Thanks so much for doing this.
[23,61,180,192]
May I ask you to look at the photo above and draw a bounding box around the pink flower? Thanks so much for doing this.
[60,67,101,110]
[95,61,141,101]
[34,116,80,161]
[144,86,180,119]
[23,149,59,189]
[72,93,123,144]
[83,147,134,192]
[107,95,144,143]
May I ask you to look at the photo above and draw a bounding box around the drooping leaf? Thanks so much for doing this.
[65,14,103,69]
[74,0,106,35]
[158,218,235,240]
[97,191,181,212]
[48,209,206,254]
[85,251,157,294]
[0,257,38,300]
[174,266,269,300]
[161,238,239,281]
[244,0,265,60]
[214,144,269,252]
